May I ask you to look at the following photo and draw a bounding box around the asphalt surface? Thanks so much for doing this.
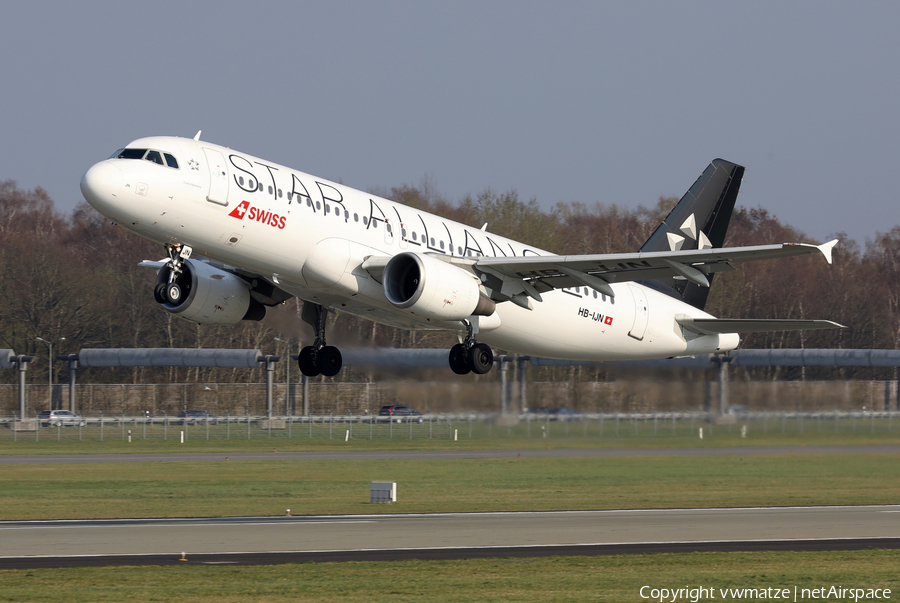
[2,506,899,568]
[2,445,900,464]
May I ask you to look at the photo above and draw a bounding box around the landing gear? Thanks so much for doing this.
[155,244,192,306]
[448,320,494,375]
[298,302,343,377]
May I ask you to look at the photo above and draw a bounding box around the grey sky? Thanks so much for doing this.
[1,1,897,247]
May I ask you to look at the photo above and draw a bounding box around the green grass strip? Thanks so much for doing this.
[0,550,897,602]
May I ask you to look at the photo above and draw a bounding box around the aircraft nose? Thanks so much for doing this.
[80,161,123,210]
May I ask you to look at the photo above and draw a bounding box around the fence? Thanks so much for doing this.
[3,378,896,419]
[1,411,897,444]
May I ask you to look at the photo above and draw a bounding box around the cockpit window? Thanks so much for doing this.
[117,148,148,159]
[113,147,179,169]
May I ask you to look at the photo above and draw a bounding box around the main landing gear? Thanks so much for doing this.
[448,320,494,375]
[298,302,343,378]
[154,244,192,305]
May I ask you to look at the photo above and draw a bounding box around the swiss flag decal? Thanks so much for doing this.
[228,201,250,219]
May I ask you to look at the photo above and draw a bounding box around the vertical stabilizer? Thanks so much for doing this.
[639,159,744,310]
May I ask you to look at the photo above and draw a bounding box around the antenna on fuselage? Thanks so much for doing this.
[193,130,202,141]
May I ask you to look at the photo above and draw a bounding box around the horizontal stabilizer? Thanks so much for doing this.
[676,316,845,336]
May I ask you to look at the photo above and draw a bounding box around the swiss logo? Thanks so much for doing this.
[227,200,287,230]
[228,201,250,219]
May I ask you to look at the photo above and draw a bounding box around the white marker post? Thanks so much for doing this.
[699,427,704,440]
[180,430,184,444]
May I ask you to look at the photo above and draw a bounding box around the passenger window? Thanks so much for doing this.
[164,153,179,169]
[344,210,349,219]
[117,148,147,159]
[145,150,164,165]
[363,217,368,225]
[412,232,417,241]
[278,189,283,198]
[354,213,359,222]
[593,291,597,299]
[268,186,273,195]
[258,182,263,192]
[239,177,245,186]
[439,240,444,249]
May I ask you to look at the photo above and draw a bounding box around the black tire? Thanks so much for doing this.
[317,346,343,377]
[448,343,471,375]
[153,283,167,304]
[468,343,494,375]
[165,283,182,304]
[298,346,320,377]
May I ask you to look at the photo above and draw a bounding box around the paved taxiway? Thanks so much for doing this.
[2,506,898,562]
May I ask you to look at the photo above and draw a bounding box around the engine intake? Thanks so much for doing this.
[156,259,264,324]
[382,252,495,321]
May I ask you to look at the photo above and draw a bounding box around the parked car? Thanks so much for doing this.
[176,410,218,425]
[38,410,86,427]
[378,405,424,423]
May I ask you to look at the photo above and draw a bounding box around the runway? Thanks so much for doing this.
[2,506,899,568]
[2,444,900,464]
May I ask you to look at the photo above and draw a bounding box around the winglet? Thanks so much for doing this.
[817,239,838,265]
[193,130,202,141]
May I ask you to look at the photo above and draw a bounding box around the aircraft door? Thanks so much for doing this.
[384,218,395,246]
[203,148,230,206]
[627,284,649,341]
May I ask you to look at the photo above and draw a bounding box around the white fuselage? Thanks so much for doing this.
[81,135,738,361]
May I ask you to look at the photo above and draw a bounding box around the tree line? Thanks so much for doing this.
[0,178,896,385]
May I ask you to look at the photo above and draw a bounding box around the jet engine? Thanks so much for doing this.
[155,259,265,324]
[382,252,495,321]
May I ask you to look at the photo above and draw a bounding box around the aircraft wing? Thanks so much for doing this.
[675,316,845,335]
[469,240,837,307]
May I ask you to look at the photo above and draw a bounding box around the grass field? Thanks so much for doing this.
[2,433,898,602]
[0,550,897,603]
[1,424,899,455]
[1,451,899,520]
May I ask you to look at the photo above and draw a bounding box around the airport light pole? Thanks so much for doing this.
[274,337,296,416]
[35,336,65,410]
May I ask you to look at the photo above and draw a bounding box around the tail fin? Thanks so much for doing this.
[639,159,744,310]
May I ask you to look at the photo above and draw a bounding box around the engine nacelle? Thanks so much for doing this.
[156,259,264,324]
[382,252,494,321]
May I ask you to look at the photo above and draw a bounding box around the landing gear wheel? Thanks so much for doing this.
[467,343,494,375]
[449,343,471,375]
[317,346,343,377]
[298,346,320,377]
[154,283,167,304]
[165,283,182,304]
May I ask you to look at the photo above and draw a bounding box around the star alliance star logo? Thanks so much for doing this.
[188,159,199,171]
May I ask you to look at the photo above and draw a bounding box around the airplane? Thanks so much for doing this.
[80,132,842,377]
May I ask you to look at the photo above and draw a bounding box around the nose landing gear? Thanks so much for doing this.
[154,244,193,305]
[298,302,343,377]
